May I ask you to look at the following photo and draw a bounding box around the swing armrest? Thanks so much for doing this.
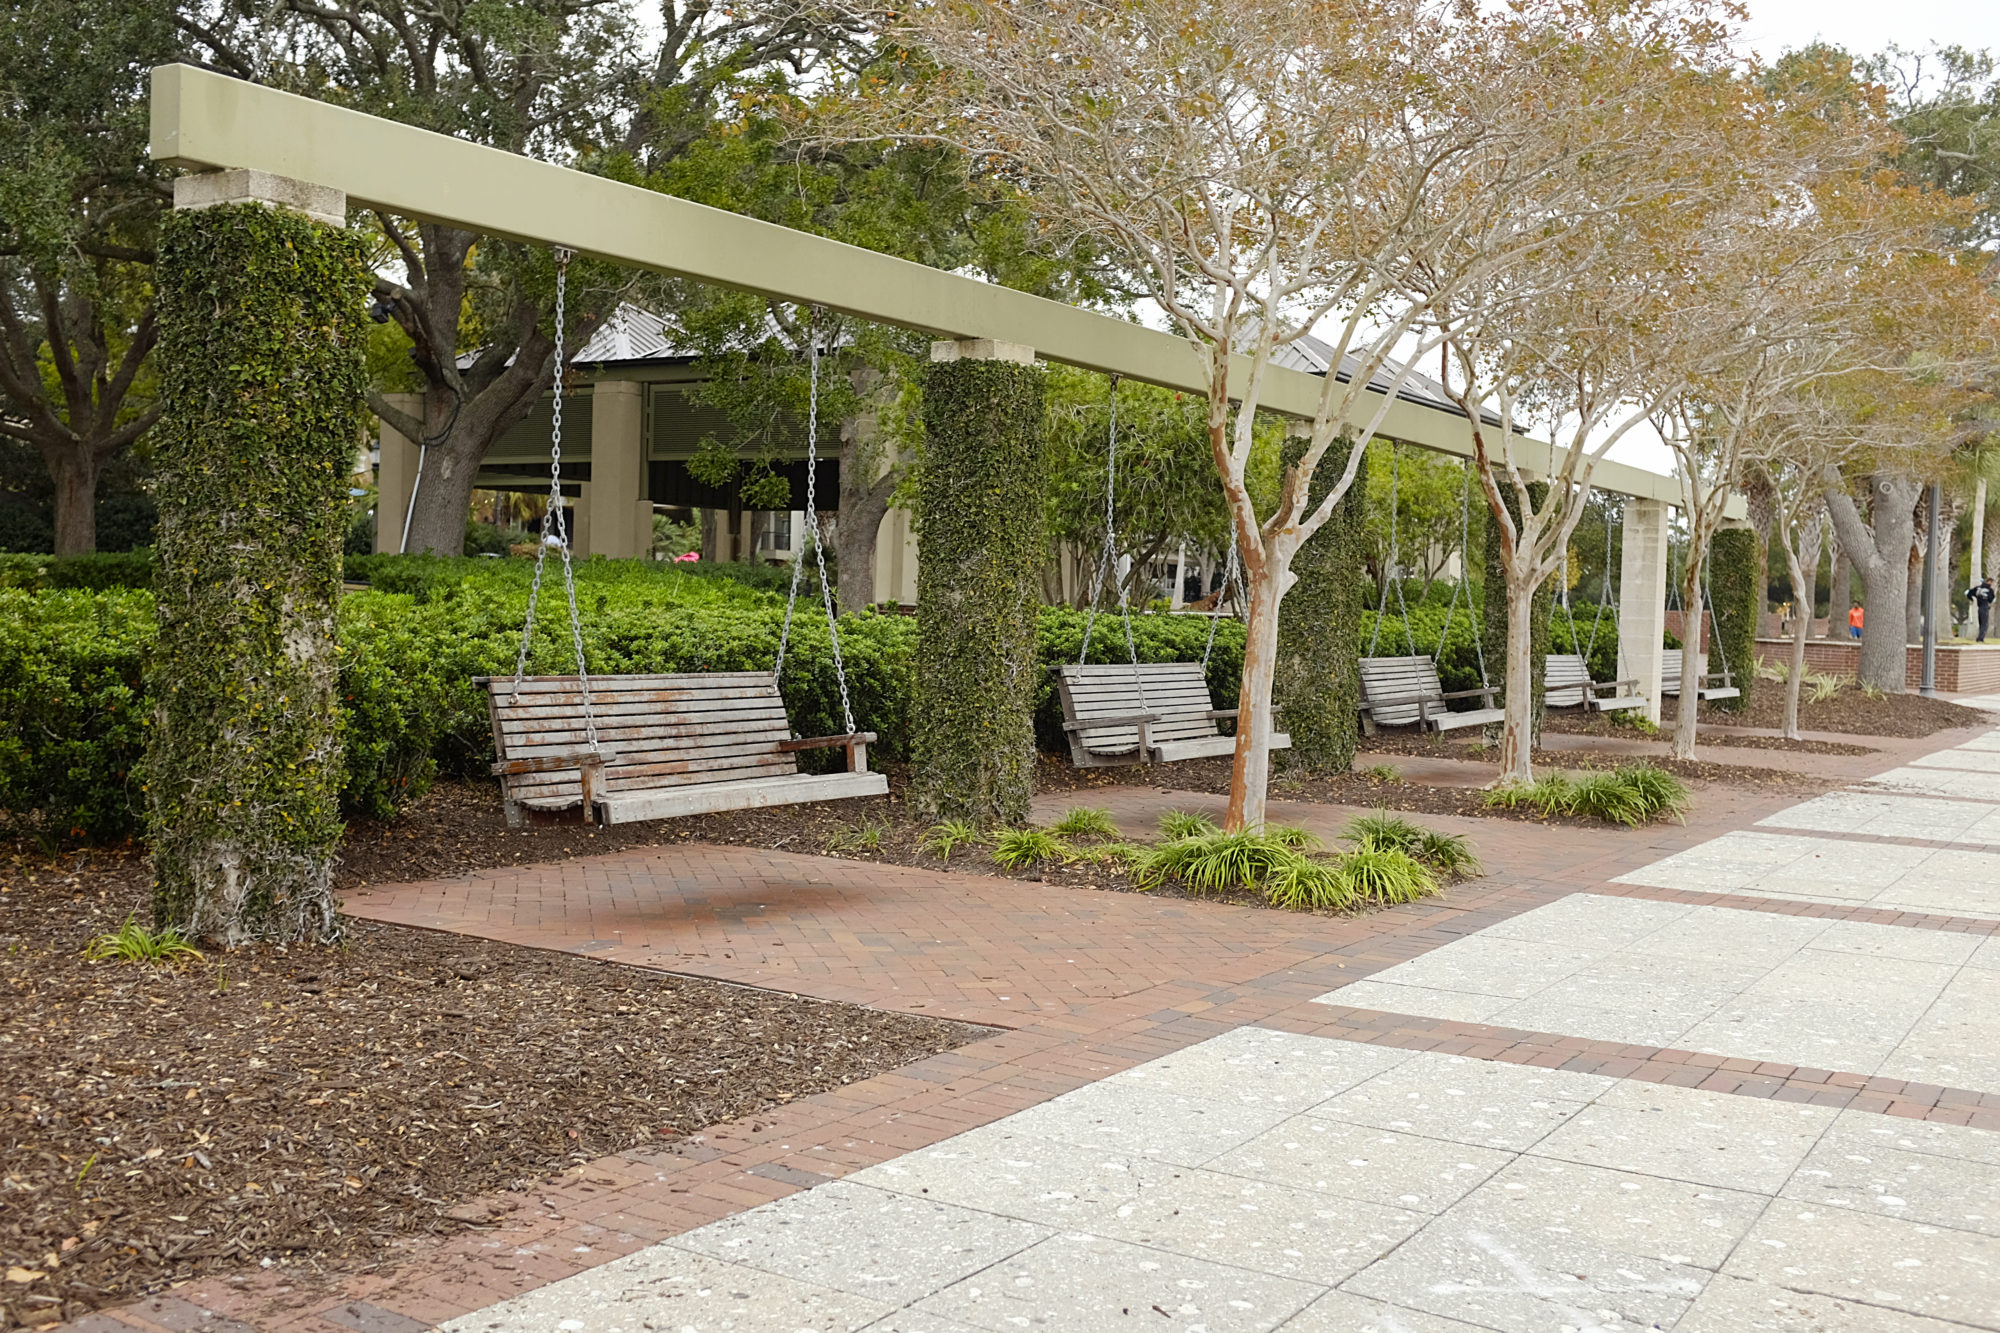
[1359,690,1447,709]
[1064,711,1159,731]
[491,748,618,775]
[777,731,878,752]
[1591,678,1641,693]
[1437,687,1497,703]
[1206,709,1240,720]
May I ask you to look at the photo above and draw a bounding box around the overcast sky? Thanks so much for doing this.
[1734,0,1996,63]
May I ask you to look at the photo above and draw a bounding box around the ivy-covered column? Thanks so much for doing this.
[148,171,369,946]
[912,339,1046,823]
[1275,429,1369,772]
[1708,523,1760,715]
[1483,481,1552,741]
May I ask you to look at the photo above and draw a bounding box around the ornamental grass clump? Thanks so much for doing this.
[1157,809,1220,841]
[918,818,984,861]
[1342,810,1482,877]
[1135,822,1443,913]
[991,827,1072,869]
[1484,764,1688,827]
[84,917,203,967]
[1049,806,1119,840]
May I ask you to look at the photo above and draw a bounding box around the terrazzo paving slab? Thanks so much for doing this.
[1911,745,2000,771]
[440,1030,2000,1333]
[1610,828,2000,919]
[1756,788,2000,847]
[1314,894,2000,1093]
[1866,764,2000,801]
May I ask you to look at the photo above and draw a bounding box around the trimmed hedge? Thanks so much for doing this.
[0,550,156,591]
[2,574,1246,844]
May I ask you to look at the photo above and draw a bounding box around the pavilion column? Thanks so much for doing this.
[373,391,421,553]
[584,380,646,557]
[911,338,1046,823]
[148,169,368,946]
[1618,498,1670,723]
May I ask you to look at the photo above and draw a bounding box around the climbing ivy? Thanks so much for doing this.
[911,356,1047,823]
[1707,526,1759,714]
[1482,481,1552,737]
[1275,434,1369,772]
[147,202,370,946]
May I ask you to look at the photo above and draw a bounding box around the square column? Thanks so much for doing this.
[373,392,422,553]
[1618,498,1670,722]
[583,380,646,558]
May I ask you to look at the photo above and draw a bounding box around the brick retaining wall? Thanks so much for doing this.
[1755,638,2000,693]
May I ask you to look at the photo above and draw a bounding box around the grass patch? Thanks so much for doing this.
[991,828,1073,870]
[1048,807,1119,841]
[1357,763,1403,783]
[83,917,203,967]
[1073,842,1145,869]
[1484,764,1690,828]
[827,817,890,853]
[918,819,983,861]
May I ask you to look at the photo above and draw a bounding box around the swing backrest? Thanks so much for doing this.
[1057,662,1221,755]
[1356,655,1447,727]
[484,671,797,810]
[1544,654,1594,706]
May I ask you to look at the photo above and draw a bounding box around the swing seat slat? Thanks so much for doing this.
[1056,662,1286,767]
[479,671,884,827]
[1659,650,1739,701]
[1543,654,1646,713]
[1357,656,1505,734]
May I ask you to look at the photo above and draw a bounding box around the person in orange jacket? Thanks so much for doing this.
[1848,602,1864,639]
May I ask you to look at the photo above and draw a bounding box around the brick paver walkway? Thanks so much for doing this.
[60,715,1998,1332]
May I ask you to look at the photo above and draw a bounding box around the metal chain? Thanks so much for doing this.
[774,309,855,734]
[1078,376,1122,664]
[509,250,599,752]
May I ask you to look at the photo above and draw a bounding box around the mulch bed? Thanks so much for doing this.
[1693,685,1986,738]
[1536,711,1875,756]
[0,855,979,1328]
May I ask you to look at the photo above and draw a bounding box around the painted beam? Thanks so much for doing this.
[149,63,1721,510]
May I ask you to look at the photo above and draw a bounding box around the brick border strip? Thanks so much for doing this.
[1584,880,2000,934]
[1263,1003,2000,1130]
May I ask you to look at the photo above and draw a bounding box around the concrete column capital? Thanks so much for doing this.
[930,338,1034,366]
[172,169,347,228]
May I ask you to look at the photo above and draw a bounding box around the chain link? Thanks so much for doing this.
[509,250,599,752]
[774,309,855,734]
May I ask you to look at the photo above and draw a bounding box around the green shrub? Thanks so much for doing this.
[0,589,152,841]
[0,549,156,592]
[1136,827,1443,913]
[1329,846,1438,905]
[918,818,983,860]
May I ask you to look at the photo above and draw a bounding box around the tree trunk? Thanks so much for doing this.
[1825,472,1920,692]
[1225,561,1286,830]
[47,451,105,556]
[1905,527,1924,644]
[1672,553,1705,761]
[1779,518,1822,742]
[1823,531,1849,640]
[1497,570,1537,784]
[400,435,489,555]
[835,447,896,614]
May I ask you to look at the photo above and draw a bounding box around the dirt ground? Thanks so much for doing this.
[0,856,978,1328]
[1694,683,1984,738]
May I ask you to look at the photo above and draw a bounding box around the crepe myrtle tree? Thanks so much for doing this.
[850,0,1745,827]
[1405,2,1781,785]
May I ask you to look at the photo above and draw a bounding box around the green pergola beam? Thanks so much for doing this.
[150,62,1712,508]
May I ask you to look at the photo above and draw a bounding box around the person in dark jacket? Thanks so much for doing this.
[1969,577,1996,643]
